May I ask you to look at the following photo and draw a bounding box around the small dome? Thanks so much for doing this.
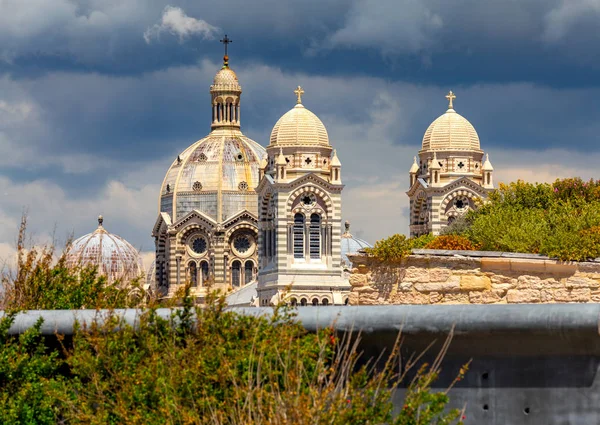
[421,92,480,152]
[211,67,241,92]
[340,221,372,268]
[269,104,329,147]
[66,216,143,284]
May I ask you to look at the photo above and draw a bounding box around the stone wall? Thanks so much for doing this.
[347,249,600,305]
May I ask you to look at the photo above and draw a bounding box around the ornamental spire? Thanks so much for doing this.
[294,86,304,104]
[445,90,456,109]
[220,34,232,68]
[98,215,104,228]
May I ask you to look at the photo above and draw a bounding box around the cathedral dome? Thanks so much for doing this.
[66,216,143,284]
[340,221,372,268]
[160,129,266,223]
[421,91,480,152]
[211,66,241,92]
[269,88,329,147]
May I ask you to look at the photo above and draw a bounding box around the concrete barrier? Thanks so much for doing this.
[2,304,600,424]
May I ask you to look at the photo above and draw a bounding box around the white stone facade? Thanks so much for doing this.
[407,92,494,236]
[256,88,350,306]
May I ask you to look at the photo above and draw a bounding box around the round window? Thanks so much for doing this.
[302,193,316,207]
[238,181,248,191]
[192,181,202,192]
[234,236,251,254]
[191,237,207,255]
[454,196,469,212]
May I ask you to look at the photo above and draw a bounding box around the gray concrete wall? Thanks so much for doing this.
[3,304,600,424]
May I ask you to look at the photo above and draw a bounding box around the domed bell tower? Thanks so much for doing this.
[406,91,495,236]
[256,87,350,307]
[211,35,241,130]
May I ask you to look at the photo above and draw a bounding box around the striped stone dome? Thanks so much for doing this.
[421,108,480,152]
[269,104,329,147]
[66,216,143,284]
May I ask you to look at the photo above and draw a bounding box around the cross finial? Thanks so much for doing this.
[98,215,104,227]
[445,90,456,109]
[294,86,304,104]
[220,34,232,67]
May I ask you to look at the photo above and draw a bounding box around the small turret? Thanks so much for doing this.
[330,149,341,183]
[275,147,287,181]
[409,156,419,186]
[429,152,442,187]
[482,153,494,188]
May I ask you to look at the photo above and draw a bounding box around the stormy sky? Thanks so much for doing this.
[1,0,600,268]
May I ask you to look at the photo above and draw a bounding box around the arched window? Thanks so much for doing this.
[300,298,307,306]
[200,261,209,285]
[244,261,254,285]
[232,260,241,288]
[322,298,329,306]
[312,298,319,306]
[188,262,197,287]
[293,213,305,259]
[290,298,297,307]
[309,213,321,259]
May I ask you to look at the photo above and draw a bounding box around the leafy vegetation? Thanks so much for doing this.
[369,178,600,262]
[0,220,466,424]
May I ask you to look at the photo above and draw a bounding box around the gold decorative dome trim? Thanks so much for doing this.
[421,91,480,152]
[269,87,329,147]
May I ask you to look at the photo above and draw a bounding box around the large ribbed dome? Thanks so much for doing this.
[159,128,266,222]
[66,216,143,284]
[269,104,329,147]
[421,99,480,152]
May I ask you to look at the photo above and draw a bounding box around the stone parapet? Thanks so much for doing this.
[347,249,600,305]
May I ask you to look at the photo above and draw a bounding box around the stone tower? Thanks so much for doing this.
[256,87,350,306]
[407,91,494,236]
[152,50,266,299]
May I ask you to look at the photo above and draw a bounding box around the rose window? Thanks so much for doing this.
[233,236,252,254]
[454,196,469,212]
[238,181,248,191]
[191,236,207,254]
[193,181,203,192]
[302,193,316,207]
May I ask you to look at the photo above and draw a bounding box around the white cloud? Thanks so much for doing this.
[326,0,443,54]
[542,0,600,43]
[144,6,219,44]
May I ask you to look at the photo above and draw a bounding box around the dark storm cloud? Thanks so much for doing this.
[2,0,600,87]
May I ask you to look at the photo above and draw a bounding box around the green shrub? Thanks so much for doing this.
[365,233,435,262]
[425,235,478,251]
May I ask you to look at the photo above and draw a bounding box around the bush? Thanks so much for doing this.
[425,235,478,251]
[0,298,467,425]
[365,233,435,262]
[0,222,466,424]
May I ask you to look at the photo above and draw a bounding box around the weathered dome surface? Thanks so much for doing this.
[421,108,480,152]
[66,217,143,284]
[340,222,372,268]
[211,67,241,92]
[160,129,266,223]
[269,104,329,147]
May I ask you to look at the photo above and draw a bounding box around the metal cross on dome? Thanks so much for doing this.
[220,34,232,56]
[445,90,456,109]
[294,86,304,104]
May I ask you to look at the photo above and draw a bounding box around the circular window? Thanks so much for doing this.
[231,234,255,257]
[192,181,202,192]
[238,181,248,191]
[235,152,244,161]
[454,196,469,212]
[191,236,207,255]
[302,193,316,207]
[234,236,251,253]
[198,153,207,162]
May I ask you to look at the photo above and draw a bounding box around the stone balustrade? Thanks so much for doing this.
[347,249,600,305]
